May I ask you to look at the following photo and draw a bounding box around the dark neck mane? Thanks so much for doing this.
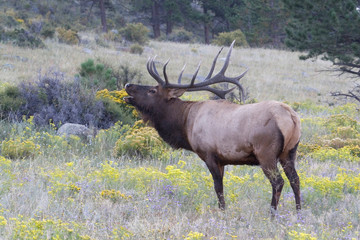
[141,99,194,151]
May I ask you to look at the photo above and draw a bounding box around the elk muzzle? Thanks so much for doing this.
[124,83,135,104]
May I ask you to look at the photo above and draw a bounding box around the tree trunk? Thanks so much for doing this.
[99,0,108,32]
[203,6,210,44]
[152,1,161,38]
[166,10,173,35]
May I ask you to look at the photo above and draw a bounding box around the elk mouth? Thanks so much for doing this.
[123,96,134,104]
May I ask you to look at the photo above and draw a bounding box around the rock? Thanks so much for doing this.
[2,64,15,69]
[57,123,95,141]
[83,48,93,54]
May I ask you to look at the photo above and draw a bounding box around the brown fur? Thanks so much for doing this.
[124,83,301,213]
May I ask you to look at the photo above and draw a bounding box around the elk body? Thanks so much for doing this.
[124,41,301,213]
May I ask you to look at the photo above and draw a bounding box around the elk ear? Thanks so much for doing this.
[166,88,187,100]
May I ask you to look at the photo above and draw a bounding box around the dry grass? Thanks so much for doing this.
[0,35,352,103]
[0,36,359,239]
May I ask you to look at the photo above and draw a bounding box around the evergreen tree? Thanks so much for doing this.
[283,0,360,77]
[235,0,288,47]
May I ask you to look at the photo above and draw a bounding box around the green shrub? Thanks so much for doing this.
[212,29,249,47]
[166,28,194,43]
[117,64,142,88]
[119,23,149,45]
[40,23,55,39]
[0,85,24,119]
[78,59,117,91]
[0,28,44,48]
[78,59,142,90]
[130,43,144,55]
[57,27,79,45]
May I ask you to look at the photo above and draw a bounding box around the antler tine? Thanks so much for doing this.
[177,64,186,84]
[190,62,201,86]
[163,59,170,85]
[205,47,223,80]
[218,40,235,75]
[147,56,166,85]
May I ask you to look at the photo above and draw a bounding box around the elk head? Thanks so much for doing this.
[124,40,247,111]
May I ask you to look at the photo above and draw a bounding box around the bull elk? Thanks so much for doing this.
[124,41,301,213]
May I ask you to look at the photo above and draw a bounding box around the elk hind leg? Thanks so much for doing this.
[261,164,284,214]
[280,143,301,211]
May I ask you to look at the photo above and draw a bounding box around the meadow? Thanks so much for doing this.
[0,36,359,239]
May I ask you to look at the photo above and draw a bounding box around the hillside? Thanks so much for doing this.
[0,37,359,239]
[0,35,352,103]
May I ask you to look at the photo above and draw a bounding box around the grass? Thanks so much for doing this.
[0,36,359,239]
[0,33,352,102]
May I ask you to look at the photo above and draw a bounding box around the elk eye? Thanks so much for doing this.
[148,89,157,94]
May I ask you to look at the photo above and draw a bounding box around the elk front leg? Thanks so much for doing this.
[205,156,225,210]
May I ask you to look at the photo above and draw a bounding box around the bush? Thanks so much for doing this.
[78,59,142,90]
[102,30,122,42]
[78,59,118,91]
[113,120,167,158]
[212,29,249,47]
[130,43,143,55]
[18,70,111,128]
[0,28,44,48]
[95,89,138,126]
[119,23,149,45]
[57,27,79,45]
[1,137,40,159]
[40,23,55,39]
[324,114,359,133]
[117,64,142,88]
[0,85,24,119]
[166,28,194,43]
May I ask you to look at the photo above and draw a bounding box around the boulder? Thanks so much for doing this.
[57,123,95,140]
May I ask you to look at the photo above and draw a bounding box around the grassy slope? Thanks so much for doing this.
[0,35,351,102]
[0,38,359,239]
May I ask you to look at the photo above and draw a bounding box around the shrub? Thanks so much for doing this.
[119,23,149,45]
[96,89,138,126]
[56,27,79,45]
[324,114,359,133]
[0,28,44,48]
[130,43,144,55]
[166,28,194,43]
[113,120,167,158]
[102,30,122,42]
[336,126,359,139]
[212,29,249,47]
[117,64,142,88]
[1,137,40,159]
[78,59,118,91]
[40,23,55,39]
[310,146,360,162]
[101,189,132,203]
[0,85,24,119]
[18,70,110,128]
[78,59,142,90]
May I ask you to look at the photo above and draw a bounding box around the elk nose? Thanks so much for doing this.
[125,83,132,89]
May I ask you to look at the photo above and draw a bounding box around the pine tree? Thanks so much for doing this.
[283,0,360,77]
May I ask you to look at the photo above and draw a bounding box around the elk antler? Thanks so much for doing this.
[147,40,247,102]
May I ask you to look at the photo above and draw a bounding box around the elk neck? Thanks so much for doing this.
[144,98,195,151]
